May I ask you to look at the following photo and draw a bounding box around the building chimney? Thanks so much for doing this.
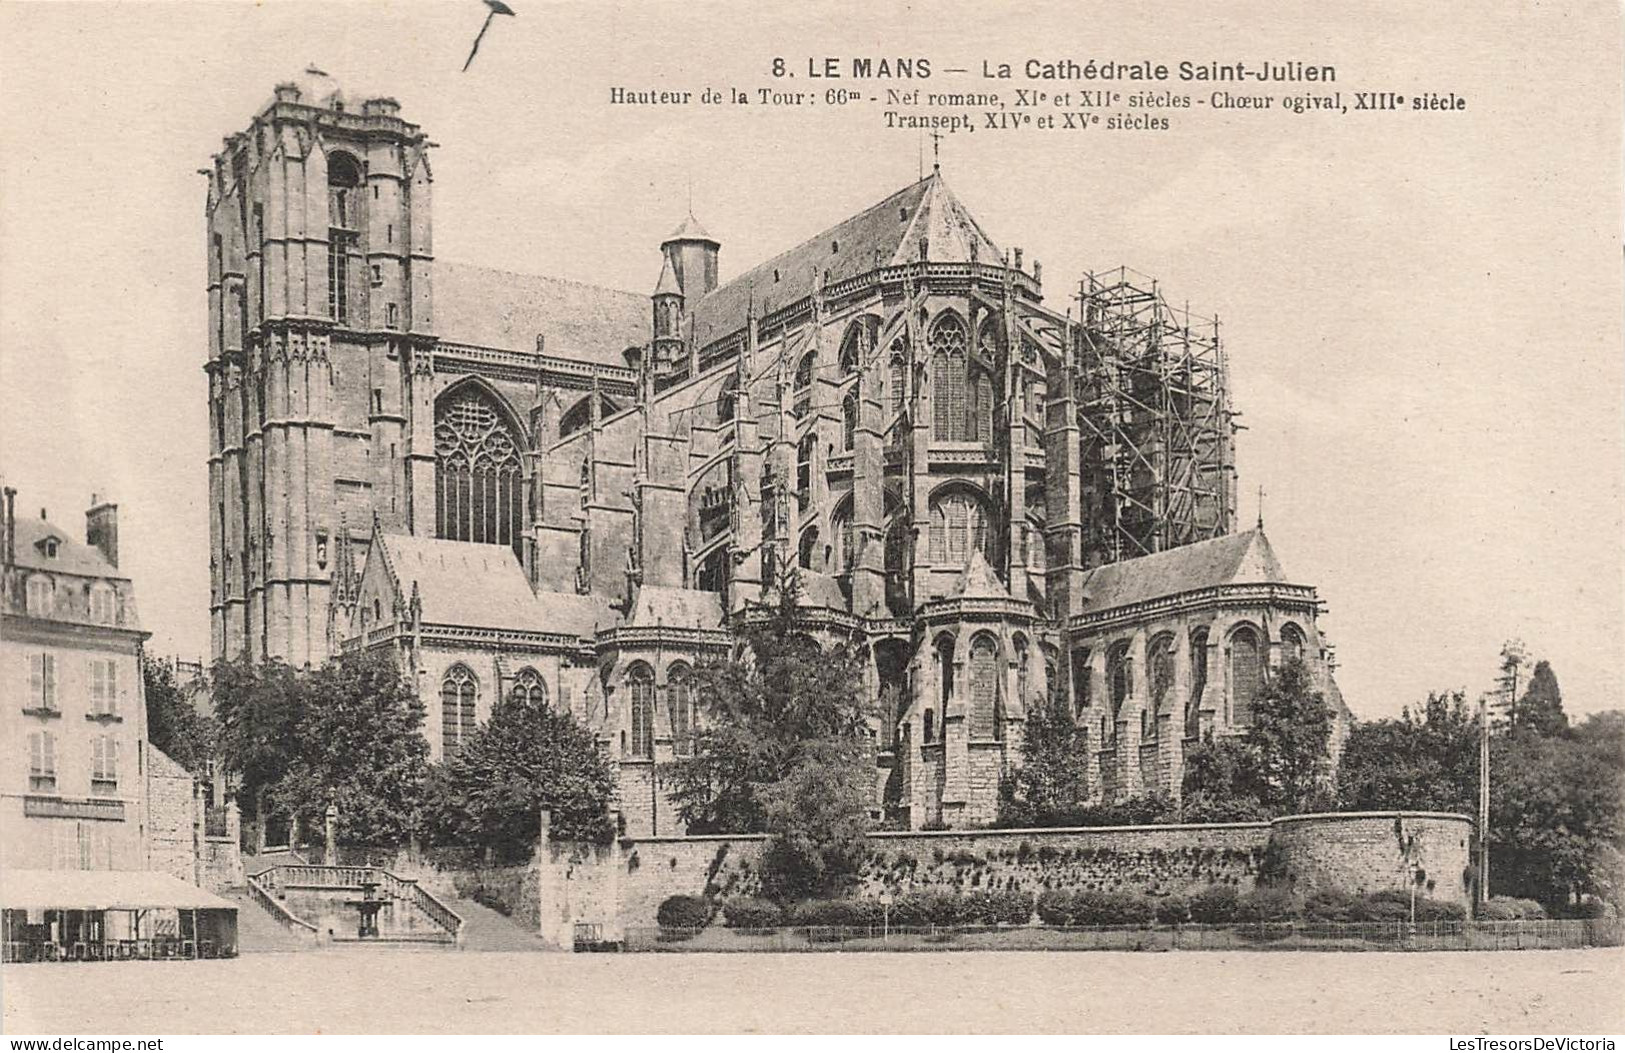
[2,487,14,567]
[87,496,119,569]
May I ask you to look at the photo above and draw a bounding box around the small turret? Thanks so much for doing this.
[660,213,720,301]
[651,255,686,386]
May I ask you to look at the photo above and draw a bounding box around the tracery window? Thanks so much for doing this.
[793,352,814,418]
[842,392,858,451]
[627,663,655,758]
[1230,626,1263,726]
[440,665,479,759]
[796,433,814,512]
[1014,634,1031,708]
[435,386,526,557]
[1147,635,1174,742]
[1108,642,1133,725]
[668,664,695,756]
[1280,623,1307,664]
[929,491,992,566]
[831,508,855,575]
[931,314,996,442]
[1187,627,1210,737]
[969,634,1000,739]
[930,314,968,440]
[888,354,906,420]
[511,667,547,707]
[883,516,909,615]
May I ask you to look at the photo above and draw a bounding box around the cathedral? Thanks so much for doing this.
[204,73,1349,834]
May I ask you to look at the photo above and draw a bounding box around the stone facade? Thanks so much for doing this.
[206,78,1351,832]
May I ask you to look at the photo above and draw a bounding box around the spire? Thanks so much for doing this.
[653,255,681,298]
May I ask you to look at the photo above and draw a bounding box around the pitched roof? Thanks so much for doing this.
[533,589,619,637]
[797,570,848,611]
[952,549,1013,600]
[376,534,541,629]
[11,514,121,578]
[664,213,717,245]
[627,584,725,629]
[688,171,1001,349]
[1077,529,1292,613]
[435,260,648,366]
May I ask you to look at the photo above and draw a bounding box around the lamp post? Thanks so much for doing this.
[324,801,338,867]
[1478,691,1491,906]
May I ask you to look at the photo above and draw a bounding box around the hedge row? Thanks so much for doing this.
[678,885,1478,932]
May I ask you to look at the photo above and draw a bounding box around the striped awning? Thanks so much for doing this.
[0,870,236,912]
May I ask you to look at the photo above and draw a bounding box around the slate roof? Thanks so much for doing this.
[688,171,1002,349]
[533,589,619,637]
[12,515,121,578]
[377,534,541,628]
[1076,529,1292,613]
[797,571,848,611]
[627,584,725,629]
[664,213,717,245]
[435,260,649,366]
[653,256,682,297]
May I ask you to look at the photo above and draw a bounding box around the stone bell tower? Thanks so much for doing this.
[205,71,436,665]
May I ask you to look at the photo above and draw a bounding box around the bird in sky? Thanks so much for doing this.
[462,0,516,72]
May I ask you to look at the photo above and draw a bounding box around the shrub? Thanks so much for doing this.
[1044,890,1155,926]
[892,891,978,927]
[722,897,784,930]
[1357,890,1412,922]
[1479,896,1548,921]
[968,889,1034,926]
[786,899,884,928]
[1567,897,1614,920]
[657,894,713,931]
[1155,895,1191,926]
[1302,888,1362,922]
[1413,897,1466,922]
[1189,884,1241,924]
[1237,887,1299,923]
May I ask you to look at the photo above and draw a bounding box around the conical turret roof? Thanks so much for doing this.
[653,255,682,297]
[663,212,718,246]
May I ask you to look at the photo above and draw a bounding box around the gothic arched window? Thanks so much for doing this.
[1187,626,1210,737]
[440,664,479,759]
[668,663,695,756]
[842,392,858,451]
[969,634,1000,739]
[1108,641,1133,727]
[929,490,993,567]
[831,506,855,576]
[888,354,906,420]
[627,663,655,758]
[1147,635,1174,742]
[435,385,526,557]
[511,667,547,707]
[1230,626,1263,726]
[1280,623,1307,664]
[796,432,814,512]
[798,527,819,570]
[930,314,968,441]
[1014,634,1031,708]
[883,515,909,615]
[793,352,814,418]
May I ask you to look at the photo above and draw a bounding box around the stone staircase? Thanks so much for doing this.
[431,892,549,951]
[223,887,315,953]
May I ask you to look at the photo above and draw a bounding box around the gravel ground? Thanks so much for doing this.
[5,947,1623,1034]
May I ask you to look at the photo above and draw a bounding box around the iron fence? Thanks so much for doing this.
[622,918,1622,953]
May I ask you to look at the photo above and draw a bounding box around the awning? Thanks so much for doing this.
[0,870,237,912]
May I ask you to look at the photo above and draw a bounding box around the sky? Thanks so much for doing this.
[1,0,1621,720]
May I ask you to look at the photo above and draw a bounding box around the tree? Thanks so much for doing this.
[424,688,616,850]
[1491,713,1625,910]
[1181,733,1268,822]
[142,654,216,775]
[1244,657,1333,813]
[210,654,306,840]
[997,696,1091,828]
[266,651,430,848]
[664,570,874,895]
[1512,660,1568,738]
[1336,690,1479,814]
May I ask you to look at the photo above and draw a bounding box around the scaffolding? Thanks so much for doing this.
[1075,266,1237,565]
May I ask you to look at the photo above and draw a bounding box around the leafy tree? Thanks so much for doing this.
[1511,660,1568,739]
[210,654,306,839]
[996,695,1092,828]
[142,654,216,775]
[1336,690,1478,814]
[1180,734,1268,822]
[1490,714,1625,910]
[756,738,874,900]
[424,688,616,849]
[264,651,429,848]
[1244,658,1333,813]
[665,570,874,894]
